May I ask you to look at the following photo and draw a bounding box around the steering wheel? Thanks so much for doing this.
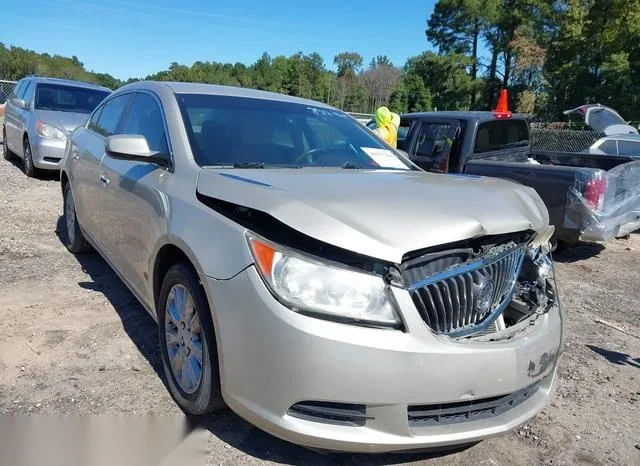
[294,148,332,166]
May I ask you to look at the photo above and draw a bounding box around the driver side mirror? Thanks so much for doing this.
[0,91,6,105]
[105,134,169,167]
[12,98,28,109]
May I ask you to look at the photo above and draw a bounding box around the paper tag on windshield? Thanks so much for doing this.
[361,147,409,169]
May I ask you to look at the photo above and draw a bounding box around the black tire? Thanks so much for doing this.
[23,138,39,178]
[62,182,92,253]
[2,127,13,161]
[158,263,224,415]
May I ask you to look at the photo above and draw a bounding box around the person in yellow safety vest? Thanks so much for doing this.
[391,112,400,131]
[372,106,398,148]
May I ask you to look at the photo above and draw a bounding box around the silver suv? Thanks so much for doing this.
[60,81,564,453]
[2,76,111,177]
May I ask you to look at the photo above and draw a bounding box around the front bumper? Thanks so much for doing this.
[30,135,66,170]
[205,266,563,453]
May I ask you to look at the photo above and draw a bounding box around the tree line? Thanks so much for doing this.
[2,0,639,121]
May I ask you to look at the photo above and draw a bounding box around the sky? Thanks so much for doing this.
[2,0,438,80]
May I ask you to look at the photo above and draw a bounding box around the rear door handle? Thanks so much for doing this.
[99,174,110,185]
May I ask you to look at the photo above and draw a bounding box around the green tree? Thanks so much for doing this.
[427,0,500,108]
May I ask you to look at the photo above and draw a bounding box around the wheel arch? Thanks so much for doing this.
[152,238,209,313]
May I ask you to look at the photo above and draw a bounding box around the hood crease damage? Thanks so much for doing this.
[195,169,549,264]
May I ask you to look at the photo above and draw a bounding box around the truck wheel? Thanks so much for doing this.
[158,263,225,415]
[23,139,39,178]
[63,182,92,253]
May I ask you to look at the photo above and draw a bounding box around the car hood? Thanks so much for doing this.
[196,169,549,263]
[35,110,90,134]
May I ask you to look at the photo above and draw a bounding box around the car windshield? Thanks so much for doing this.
[176,93,412,170]
[34,83,110,114]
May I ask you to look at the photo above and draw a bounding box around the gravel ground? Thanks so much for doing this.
[0,148,639,465]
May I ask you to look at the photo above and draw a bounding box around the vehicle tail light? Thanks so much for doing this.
[584,174,607,212]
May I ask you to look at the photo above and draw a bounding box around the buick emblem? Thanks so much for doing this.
[476,280,495,314]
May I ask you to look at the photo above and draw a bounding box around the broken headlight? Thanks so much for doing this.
[246,232,402,328]
[521,226,558,311]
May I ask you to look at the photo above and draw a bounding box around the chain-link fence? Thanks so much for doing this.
[0,79,16,99]
[530,128,605,152]
[0,80,16,142]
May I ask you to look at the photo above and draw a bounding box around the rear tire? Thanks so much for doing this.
[62,182,92,253]
[23,139,39,178]
[158,263,225,415]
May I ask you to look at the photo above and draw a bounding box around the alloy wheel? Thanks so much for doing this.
[164,284,203,394]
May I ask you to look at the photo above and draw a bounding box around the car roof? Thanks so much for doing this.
[27,76,112,92]
[599,134,640,142]
[118,80,335,108]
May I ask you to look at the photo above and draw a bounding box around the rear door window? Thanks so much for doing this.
[474,119,529,154]
[618,141,640,157]
[93,94,132,137]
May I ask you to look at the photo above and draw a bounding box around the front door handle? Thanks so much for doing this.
[99,174,110,185]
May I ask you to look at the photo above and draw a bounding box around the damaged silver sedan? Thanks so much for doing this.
[60,81,565,453]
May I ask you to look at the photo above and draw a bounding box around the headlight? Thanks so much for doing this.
[36,121,66,140]
[246,233,401,327]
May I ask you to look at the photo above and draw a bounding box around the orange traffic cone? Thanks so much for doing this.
[493,89,512,118]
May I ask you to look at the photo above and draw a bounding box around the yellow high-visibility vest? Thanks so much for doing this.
[379,122,398,149]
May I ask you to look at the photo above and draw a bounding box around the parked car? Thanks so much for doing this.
[2,76,111,177]
[563,104,640,158]
[60,81,564,453]
[390,110,640,247]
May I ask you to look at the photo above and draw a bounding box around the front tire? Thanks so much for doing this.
[23,139,39,178]
[158,263,224,415]
[2,128,13,161]
[63,182,92,253]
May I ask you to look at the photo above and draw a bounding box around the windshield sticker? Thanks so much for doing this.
[361,147,409,169]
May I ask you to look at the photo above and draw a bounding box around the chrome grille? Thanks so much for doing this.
[409,243,525,336]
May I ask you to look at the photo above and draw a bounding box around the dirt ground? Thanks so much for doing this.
[0,148,639,465]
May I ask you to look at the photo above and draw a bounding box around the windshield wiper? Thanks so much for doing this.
[233,162,265,168]
[342,162,362,169]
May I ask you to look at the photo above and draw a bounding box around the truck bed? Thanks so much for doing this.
[464,151,640,244]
